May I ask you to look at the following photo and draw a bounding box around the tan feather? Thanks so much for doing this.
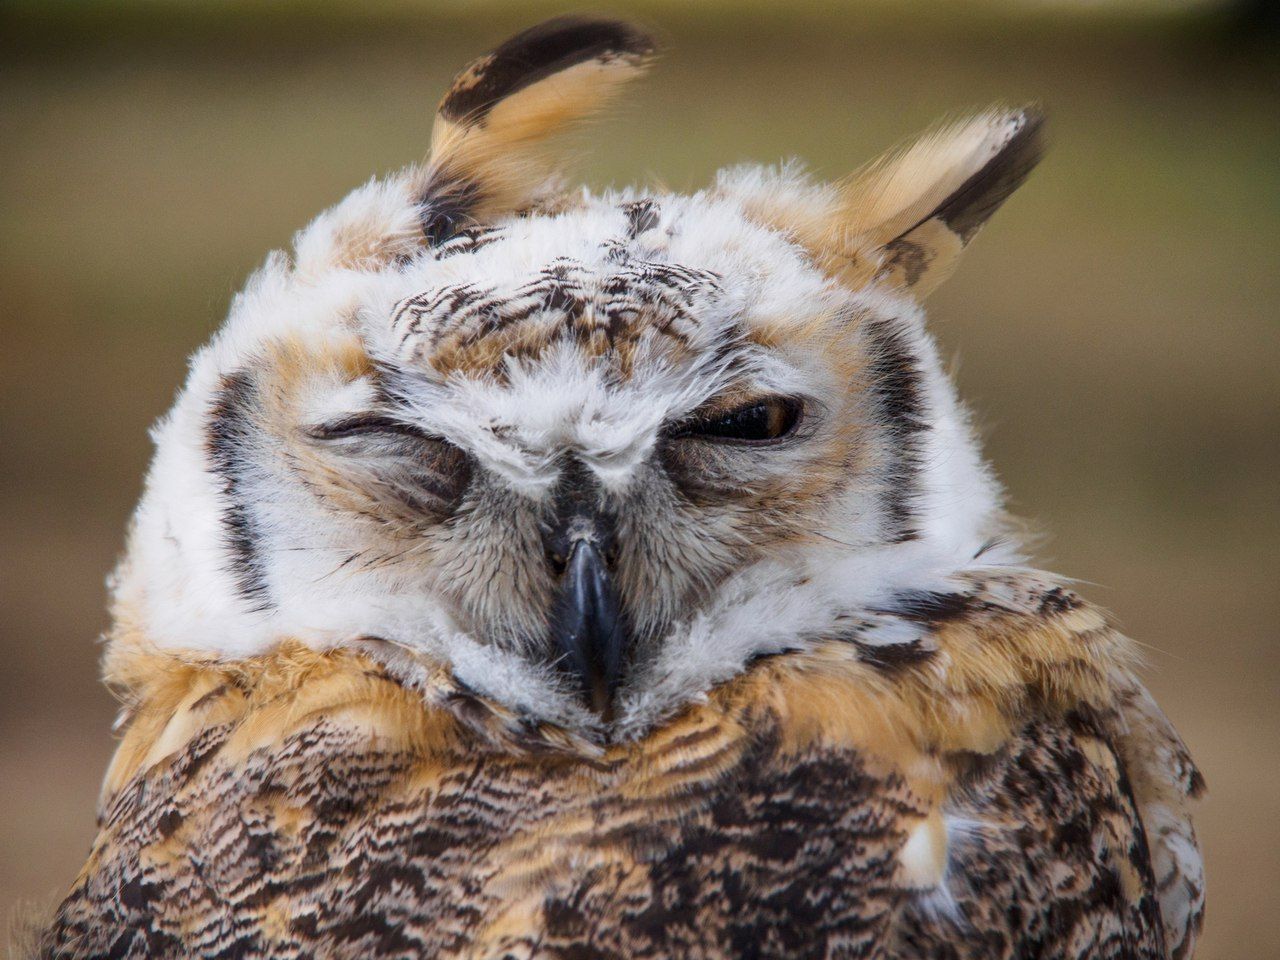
[744,107,1044,298]
[289,16,657,274]
[38,571,1198,958]
[419,16,657,239]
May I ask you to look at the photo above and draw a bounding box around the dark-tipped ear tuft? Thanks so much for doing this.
[438,15,657,126]
[420,15,657,245]
[286,16,657,272]
[917,107,1045,244]
[873,106,1045,296]
[739,106,1046,298]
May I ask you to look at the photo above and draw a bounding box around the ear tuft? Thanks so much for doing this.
[421,16,658,244]
[917,108,1044,244]
[752,107,1045,299]
[437,16,656,126]
[868,107,1045,296]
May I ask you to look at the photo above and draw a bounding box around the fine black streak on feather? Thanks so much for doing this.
[437,16,656,125]
[189,684,229,712]
[391,256,721,380]
[973,536,1004,559]
[807,529,860,549]
[876,589,975,625]
[313,550,371,585]
[432,225,504,261]
[622,198,660,239]
[863,316,928,543]
[206,370,272,611]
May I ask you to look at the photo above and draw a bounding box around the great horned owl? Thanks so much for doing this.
[33,16,1203,960]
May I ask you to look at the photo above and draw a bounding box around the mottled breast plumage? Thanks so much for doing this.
[37,573,1200,960]
[28,13,1203,960]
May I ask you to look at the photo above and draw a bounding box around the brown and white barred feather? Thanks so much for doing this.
[34,574,1199,959]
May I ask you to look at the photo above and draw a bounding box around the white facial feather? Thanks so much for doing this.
[115,122,1030,735]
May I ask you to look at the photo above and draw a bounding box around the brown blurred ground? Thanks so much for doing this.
[2,2,1278,955]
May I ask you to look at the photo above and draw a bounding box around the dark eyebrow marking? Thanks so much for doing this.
[862,315,929,544]
[206,369,272,611]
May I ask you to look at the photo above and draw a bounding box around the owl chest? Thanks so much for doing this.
[49,711,915,959]
[48,704,1163,960]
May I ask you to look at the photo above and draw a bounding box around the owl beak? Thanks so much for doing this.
[547,538,624,717]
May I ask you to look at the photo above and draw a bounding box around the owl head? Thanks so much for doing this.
[113,16,1044,734]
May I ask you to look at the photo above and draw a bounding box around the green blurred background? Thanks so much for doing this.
[2,0,1277,954]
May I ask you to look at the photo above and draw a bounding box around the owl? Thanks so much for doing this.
[29,16,1204,960]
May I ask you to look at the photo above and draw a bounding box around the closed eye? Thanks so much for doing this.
[307,414,442,443]
[305,412,473,510]
[671,396,803,444]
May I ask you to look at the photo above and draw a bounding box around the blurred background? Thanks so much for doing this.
[2,0,1277,954]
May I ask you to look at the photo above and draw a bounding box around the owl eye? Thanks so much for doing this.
[307,413,472,509]
[679,397,803,444]
[307,414,440,443]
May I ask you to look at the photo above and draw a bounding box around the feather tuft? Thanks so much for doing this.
[420,16,658,243]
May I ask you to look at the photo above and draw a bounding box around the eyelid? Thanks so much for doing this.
[306,414,442,442]
[668,396,805,444]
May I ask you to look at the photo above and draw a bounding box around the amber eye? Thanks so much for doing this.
[678,397,803,444]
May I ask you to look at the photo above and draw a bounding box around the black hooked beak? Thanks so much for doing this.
[548,540,624,715]
[542,472,625,716]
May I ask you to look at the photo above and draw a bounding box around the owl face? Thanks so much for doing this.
[114,17,1042,731]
